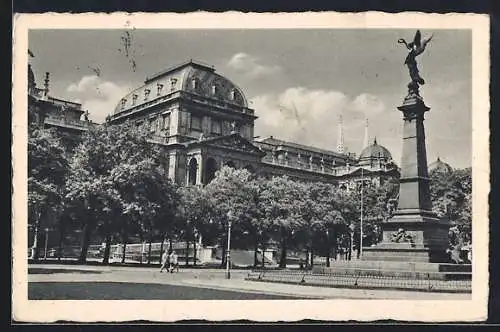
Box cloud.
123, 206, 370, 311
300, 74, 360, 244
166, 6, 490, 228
66, 75, 132, 123
227, 53, 282, 79
252, 87, 390, 155
350, 93, 385, 116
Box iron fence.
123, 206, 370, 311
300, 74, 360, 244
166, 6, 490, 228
246, 269, 471, 293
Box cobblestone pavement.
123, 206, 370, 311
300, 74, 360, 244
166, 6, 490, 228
28, 264, 471, 300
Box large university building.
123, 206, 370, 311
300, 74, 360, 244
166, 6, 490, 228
105, 60, 400, 189
30, 59, 404, 190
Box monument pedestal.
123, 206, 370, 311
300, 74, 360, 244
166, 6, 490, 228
362, 213, 450, 263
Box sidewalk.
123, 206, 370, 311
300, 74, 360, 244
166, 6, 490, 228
28, 264, 471, 300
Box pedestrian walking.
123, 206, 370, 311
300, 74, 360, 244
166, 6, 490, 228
170, 250, 179, 273
160, 250, 169, 273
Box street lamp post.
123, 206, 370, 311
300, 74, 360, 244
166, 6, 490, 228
226, 211, 233, 279
325, 228, 330, 267
44, 228, 49, 260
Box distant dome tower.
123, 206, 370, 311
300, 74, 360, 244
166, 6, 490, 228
358, 137, 392, 168
428, 157, 453, 174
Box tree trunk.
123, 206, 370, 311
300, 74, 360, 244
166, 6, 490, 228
120, 221, 128, 264
332, 228, 338, 261
279, 238, 287, 268
159, 238, 165, 264
220, 243, 226, 268
261, 246, 266, 268
357, 235, 361, 259
78, 221, 93, 264
31, 224, 40, 260
147, 236, 153, 265
253, 238, 259, 267
326, 241, 330, 268
102, 233, 112, 264
30, 211, 42, 261
348, 236, 352, 261
169, 237, 173, 252
185, 240, 190, 267
121, 234, 128, 264
159, 236, 165, 264
121, 243, 126, 263
57, 217, 66, 262
193, 233, 197, 266
310, 246, 314, 268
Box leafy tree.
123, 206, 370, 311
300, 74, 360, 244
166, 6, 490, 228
204, 166, 256, 267
243, 176, 272, 267
65, 121, 174, 263
259, 176, 304, 268
430, 167, 472, 241
110, 157, 178, 264
28, 126, 69, 260
295, 181, 345, 267
177, 184, 213, 266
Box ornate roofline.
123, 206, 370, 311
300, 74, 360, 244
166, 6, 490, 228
144, 59, 215, 84
255, 136, 353, 160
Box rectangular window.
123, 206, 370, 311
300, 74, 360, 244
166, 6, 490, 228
191, 115, 202, 131
211, 119, 222, 135
149, 118, 156, 132
222, 121, 231, 135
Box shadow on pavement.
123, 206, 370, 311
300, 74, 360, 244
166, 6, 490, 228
28, 282, 304, 300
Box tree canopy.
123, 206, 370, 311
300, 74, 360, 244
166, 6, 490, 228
28, 119, 473, 266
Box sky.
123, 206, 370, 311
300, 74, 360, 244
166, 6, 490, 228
28, 29, 472, 169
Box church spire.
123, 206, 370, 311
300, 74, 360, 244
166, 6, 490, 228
363, 117, 369, 149
337, 114, 345, 154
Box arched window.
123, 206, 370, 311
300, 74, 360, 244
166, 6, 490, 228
188, 158, 198, 185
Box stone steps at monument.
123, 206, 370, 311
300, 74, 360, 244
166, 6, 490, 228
314, 260, 471, 272
312, 261, 471, 280
312, 267, 470, 280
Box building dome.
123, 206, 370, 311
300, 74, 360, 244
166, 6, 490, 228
428, 157, 453, 174
359, 138, 392, 161
112, 59, 248, 116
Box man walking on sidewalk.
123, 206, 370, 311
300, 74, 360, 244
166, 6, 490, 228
160, 250, 169, 273
169, 250, 179, 273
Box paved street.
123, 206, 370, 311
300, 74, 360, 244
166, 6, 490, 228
27, 264, 471, 300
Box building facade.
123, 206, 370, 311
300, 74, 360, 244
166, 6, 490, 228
29, 59, 401, 190
106, 60, 400, 188
28, 64, 91, 149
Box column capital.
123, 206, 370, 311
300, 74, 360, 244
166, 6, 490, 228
397, 96, 430, 120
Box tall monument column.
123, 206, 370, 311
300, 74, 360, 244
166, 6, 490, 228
363, 30, 449, 263
396, 85, 433, 213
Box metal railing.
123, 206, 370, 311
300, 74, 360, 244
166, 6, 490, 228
246, 269, 472, 293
